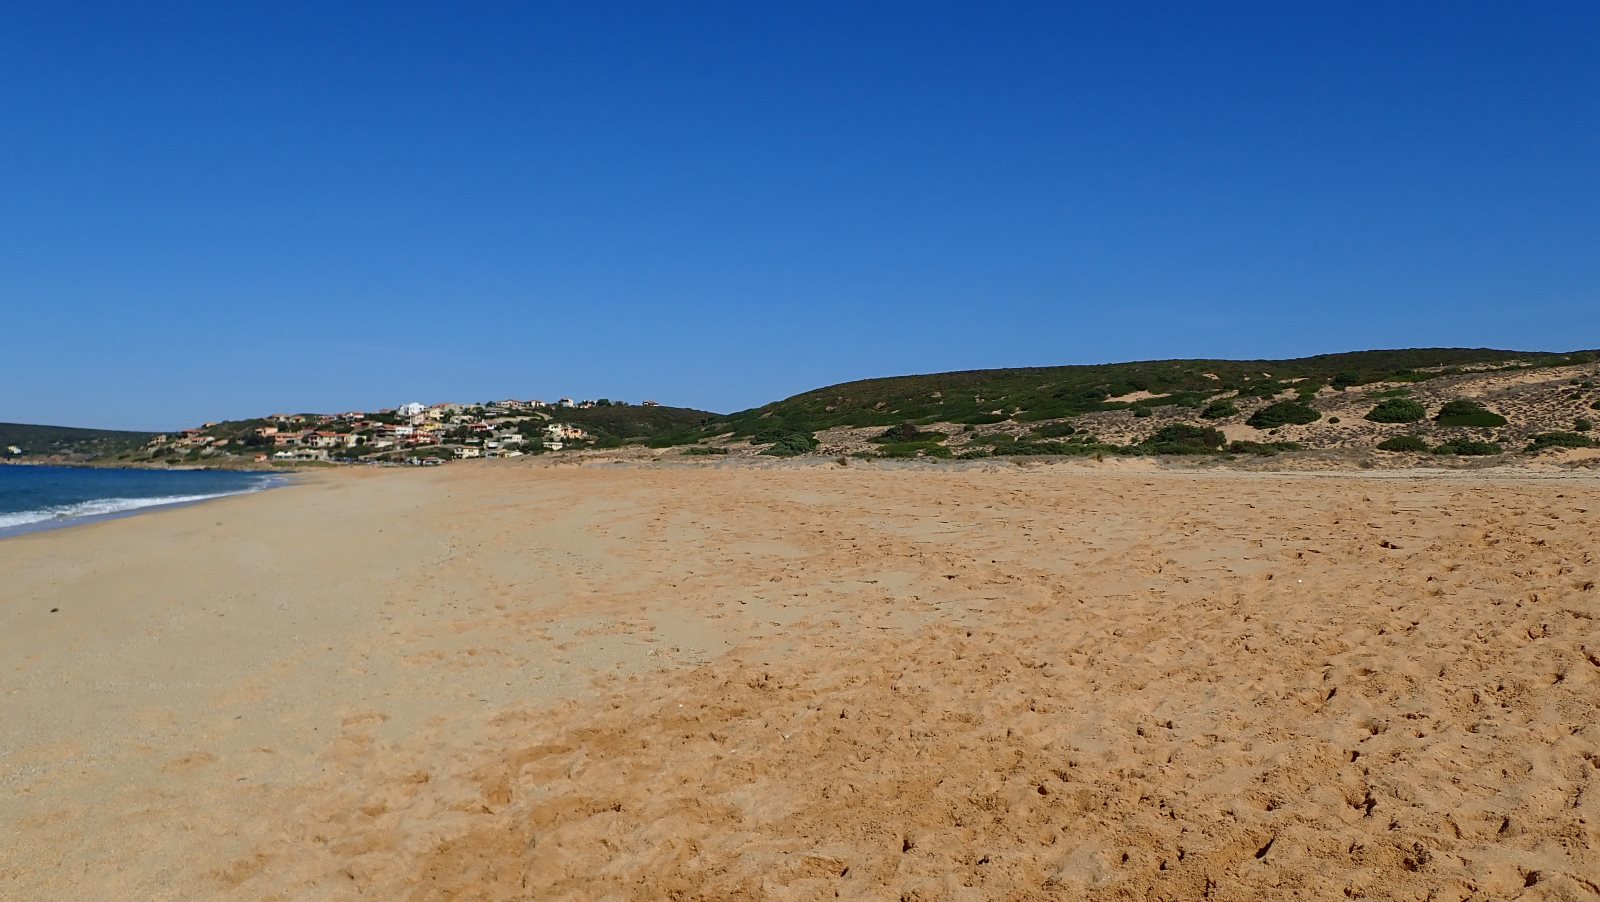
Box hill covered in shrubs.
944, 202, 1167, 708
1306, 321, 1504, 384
695, 348, 1600, 462
0, 422, 157, 461
718, 349, 1585, 436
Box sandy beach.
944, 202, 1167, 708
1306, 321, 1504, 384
3, 459, 1598, 900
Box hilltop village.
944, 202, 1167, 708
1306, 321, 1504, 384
141, 398, 653, 466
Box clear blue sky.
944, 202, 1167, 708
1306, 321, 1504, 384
4, 2, 1597, 430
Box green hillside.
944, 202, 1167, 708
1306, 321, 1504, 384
719, 348, 1597, 437
0, 422, 157, 459
555, 404, 719, 443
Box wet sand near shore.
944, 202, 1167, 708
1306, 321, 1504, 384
3, 460, 1598, 900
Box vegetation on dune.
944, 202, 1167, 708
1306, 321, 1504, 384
759, 431, 820, 457
875, 440, 953, 458
874, 422, 946, 444
718, 349, 1584, 439
998, 440, 1123, 457
960, 412, 1012, 425
962, 433, 1124, 457
1029, 421, 1078, 439
1247, 400, 1321, 430
1200, 399, 1238, 419
1141, 424, 1226, 455
1364, 398, 1426, 423
1526, 432, 1599, 452
1433, 440, 1503, 456
1226, 440, 1303, 455
1434, 400, 1508, 428
1377, 435, 1431, 453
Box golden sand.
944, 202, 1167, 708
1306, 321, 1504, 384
3, 460, 1598, 900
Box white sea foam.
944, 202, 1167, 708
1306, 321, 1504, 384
0, 488, 264, 530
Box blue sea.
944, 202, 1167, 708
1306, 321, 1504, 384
0, 466, 280, 535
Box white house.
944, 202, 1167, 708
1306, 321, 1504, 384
453, 446, 482, 459
398, 402, 426, 418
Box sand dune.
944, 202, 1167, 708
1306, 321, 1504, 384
3, 460, 1598, 900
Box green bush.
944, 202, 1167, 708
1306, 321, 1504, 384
1376, 435, 1429, 453
1433, 440, 1502, 456
960, 412, 1012, 425
1142, 424, 1226, 454
875, 422, 945, 444
681, 446, 729, 456
1576, 419, 1594, 432
970, 433, 1016, 446
876, 440, 947, 458
988, 440, 1125, 457
1200, 399, 1238, 419
761, 431, 819, 456
1029, 421, 1077, 439
1242, 381, 1288, 399
1435, 400, 1507, 428
751, 425, 800, 444
1226, 440, 1303, 456
993, 440, 1077, 456
1526, 432, 1599, 451
1247, 401, 1321, 430
1132, 407, 1153, 418
1364, 398, 1426, 423
644, 429, 707, 448
1328, 416, 1341, 424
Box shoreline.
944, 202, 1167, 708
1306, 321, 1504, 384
0, 458, 287, 472
0, 468, 295, 540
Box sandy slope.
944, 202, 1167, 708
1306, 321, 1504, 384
2, 460, 1598, 900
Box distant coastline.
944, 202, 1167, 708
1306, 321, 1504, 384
0, 465, 285, 538
0, 457, 281, 473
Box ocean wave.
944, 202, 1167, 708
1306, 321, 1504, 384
0, 488, 265, 530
